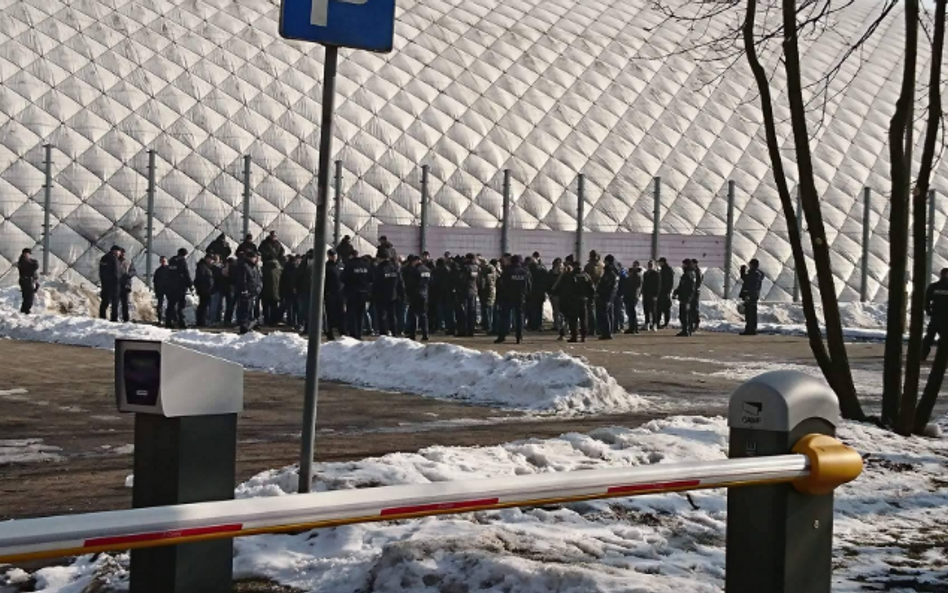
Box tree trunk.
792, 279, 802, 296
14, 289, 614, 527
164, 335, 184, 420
885, 0, 920, 427
741, 0, 838, 389
781, 0, 864, 420
907, 0, 947, 434
915, 340, 948, 433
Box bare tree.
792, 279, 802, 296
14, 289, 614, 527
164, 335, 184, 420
651, 0, 945, 430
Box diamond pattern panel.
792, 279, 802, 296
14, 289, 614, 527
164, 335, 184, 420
0, 0, 941, 301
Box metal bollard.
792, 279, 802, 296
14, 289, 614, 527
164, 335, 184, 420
726, 370, 860, 593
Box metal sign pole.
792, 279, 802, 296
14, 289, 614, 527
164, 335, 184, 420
333, 159, 343, 246
42, 144, 52, 275
724, 180, 736, 297
145, 150, 156, 288
299, 45, 339, 494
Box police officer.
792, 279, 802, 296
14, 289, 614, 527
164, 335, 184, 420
596, 255, 620, 340
658, 257, 675, 329
561, 260, 595, 343
690, 259, 703, 333
342, 250, 372, 339
923, 268, 948, 360
404, 255, 432, 341
234, 250, 263, 334
434, 258, 456, 335
495, 255, 532, 344
478, 257, 498, 333
642, 260, 660, 331
458, 253, 479, 337
236, 233, 257, 257
740, 258, 764, 336
153, 256, 171, 325
99, 245, 122, 322
16, 248, 39, 314
165, 248, 193, 329
323, 250, 345, 339
621, 260, 643, 334
673, 259, 696, 337
373, 252, 403, 336
195, 253, 216, 327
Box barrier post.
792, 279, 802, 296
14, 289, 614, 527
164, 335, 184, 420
860, 187, 871, 302
576, 173, 585, 260
651, 176, 661, 260
726, 370, 842, 593
792, 190, 802, 302
333, 160, 343, 246
927, 189, 936, 280
501, 168, 511, 256
145, 149, 156, 288
724, 180, 736, 297
242, 155, 252, 238
420, 164, 430, 254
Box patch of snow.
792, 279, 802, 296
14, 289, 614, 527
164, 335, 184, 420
0, 438, 62, 465
12, 415, 947, 592
0, 305, 642, 415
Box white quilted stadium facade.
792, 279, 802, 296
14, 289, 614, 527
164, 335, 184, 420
0, 0, 941, 300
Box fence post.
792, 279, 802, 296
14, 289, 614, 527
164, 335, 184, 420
333, 160, 343, 247
724, 180, 736, 298
727, 370, 847, 593
860, 187, 871, 302
501, 168, 511, 256
420, 164, 430, 255
42, 144, 52, 275
927, 189, 936, 280
242, 155, 251, 238
576, 173, 585, 260
651, 176, 661, 260
792, 190, 802, 303
145, 150, 156, 288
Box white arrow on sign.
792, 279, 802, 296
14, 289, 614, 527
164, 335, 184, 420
311, 0, 368, 27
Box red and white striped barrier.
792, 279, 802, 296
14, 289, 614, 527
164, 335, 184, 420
0, 454, 808, 563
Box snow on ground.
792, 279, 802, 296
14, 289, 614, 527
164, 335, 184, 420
0, 304, 641, 415
0, 438, 61, 465
0, 279, 158, 323
6, 415, 946, 592
698, 300, 890, 340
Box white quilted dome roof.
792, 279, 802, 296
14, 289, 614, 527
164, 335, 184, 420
0, 0, 938, 300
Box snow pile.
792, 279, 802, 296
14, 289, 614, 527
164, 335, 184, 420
0, 438, 62, 465
12, 415, 947, 592
0, 305, 641, 415
0, 278, 159, 323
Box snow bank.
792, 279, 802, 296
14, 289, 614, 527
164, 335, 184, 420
0, 279, 159, 323
0, 305, 641, 415
698, 300, 891, 340
13, 415, 947, 592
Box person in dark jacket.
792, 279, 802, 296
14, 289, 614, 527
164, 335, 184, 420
296, 250, 314, 332
642, 260, 660, 331
209, 255, 226, 325
98, 245, 123, 322
280, 255, 300, 330
690, 259, 703, 334
194, 254, 215, 327
923, 268, 948, 360
404, 255, 432, 341
165, 248, 193, 329
207, 234, 232, 261
236, 233, 257, 257
495, 255, 532, 344
658, 257, 675, 329
673, 259, 697, 337
16, 248, 39, 314
377, 235, 397, 262
596, 256, 620, 339
527, 254, 547, 331
223, 257, 237, 326
373, 253, 404, 336
118, 249, 136, 323
336, 235, 356, 261
153, 256, 171, 325
434, 259, 456, 335
478, 258, 499, 333
621, 261, 643, 334
261, 256, 283, 325
561, 261, 595, 342
457, 253, 479, 337
234, 251, 263, 334
342, 250, 372, 339
740, 259, 764, 336
259, 231, 286, 265
323, 250, 345, 339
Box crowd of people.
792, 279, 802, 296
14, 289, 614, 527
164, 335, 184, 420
79, 231, 769, 340
10, 235, 948, 356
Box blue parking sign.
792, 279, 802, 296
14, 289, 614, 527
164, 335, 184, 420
280, 0, 396, 53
